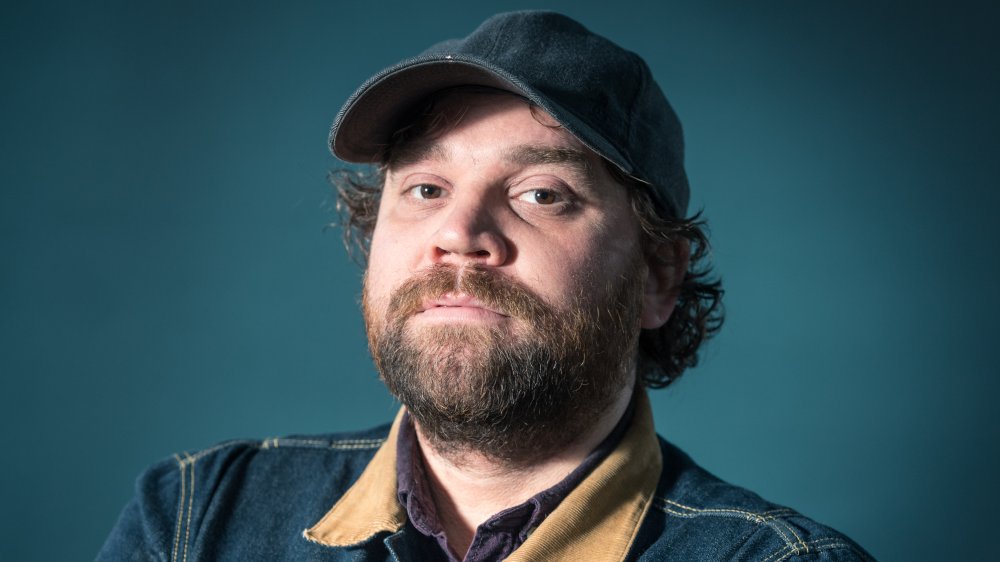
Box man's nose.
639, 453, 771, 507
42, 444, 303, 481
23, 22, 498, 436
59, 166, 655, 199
428, 194, 509, 267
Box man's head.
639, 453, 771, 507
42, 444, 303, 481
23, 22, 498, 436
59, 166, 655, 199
359, 89, 655, 462
330, 12, 723, 461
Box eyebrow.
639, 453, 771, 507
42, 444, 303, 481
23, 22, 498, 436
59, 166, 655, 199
502, 145, 592, 177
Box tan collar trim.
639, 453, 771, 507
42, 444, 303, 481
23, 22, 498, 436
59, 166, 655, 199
302, 408, 407, 547
303, 393, 663, 562
505, 391, 662, 562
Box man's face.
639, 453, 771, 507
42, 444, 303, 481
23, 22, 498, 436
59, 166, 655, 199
362, 90, 651, 461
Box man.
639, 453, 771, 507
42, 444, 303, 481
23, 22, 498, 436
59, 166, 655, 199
99, 11, 872, 561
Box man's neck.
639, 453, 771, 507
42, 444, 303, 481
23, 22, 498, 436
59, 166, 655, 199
412, 386, 635, 559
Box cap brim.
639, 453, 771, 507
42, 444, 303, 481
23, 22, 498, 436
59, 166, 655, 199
329, 57, 632, 175
331, 59, 521, 162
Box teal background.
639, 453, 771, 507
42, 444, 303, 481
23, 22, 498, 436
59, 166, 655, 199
2, 1, 997, 560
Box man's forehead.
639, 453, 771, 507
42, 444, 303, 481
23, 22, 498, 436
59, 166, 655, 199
389, 141, 594, 176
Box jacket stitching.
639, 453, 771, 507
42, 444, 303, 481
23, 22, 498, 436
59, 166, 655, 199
169, 453, 200, 562
771, 518, 807, 554
166, 435, 387, 559
763, 537, 867, 562
178, 442, 240, 465
182, 455, 195, 562
178, 437, 387, 464
658, 498, 795, 523
328, 442, 385, 450
760, 508, 798, 516
171, 454, 186, 562
656, 498, 802, 550
262, 437, 385, 449
659, 506, 798, 550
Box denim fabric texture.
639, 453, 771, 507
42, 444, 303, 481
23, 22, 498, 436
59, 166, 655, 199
97, 420, 873, 561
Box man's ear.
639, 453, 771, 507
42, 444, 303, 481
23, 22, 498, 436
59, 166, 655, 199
641, 239, 689, 329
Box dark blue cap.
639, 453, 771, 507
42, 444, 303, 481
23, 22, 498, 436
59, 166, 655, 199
330, 10, 690, 218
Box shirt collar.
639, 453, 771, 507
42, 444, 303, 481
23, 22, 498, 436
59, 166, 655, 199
303, 391, 662, 562
395, 399, 636, 561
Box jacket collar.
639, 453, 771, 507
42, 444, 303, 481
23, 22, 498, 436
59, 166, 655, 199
303, 391, 662, 562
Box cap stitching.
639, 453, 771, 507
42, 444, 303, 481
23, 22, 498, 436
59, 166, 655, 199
482, 16, 510, 60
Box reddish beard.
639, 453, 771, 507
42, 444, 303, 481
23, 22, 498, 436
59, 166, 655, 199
363, 262, 644, 465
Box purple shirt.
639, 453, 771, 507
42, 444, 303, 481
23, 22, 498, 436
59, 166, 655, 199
396, 401, 635, 562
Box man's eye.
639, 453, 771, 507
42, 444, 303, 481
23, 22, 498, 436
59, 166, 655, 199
409, 184, 443, 200
518, 189, 561, 205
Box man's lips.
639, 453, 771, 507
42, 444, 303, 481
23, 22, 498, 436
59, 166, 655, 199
415, 293, 509, 321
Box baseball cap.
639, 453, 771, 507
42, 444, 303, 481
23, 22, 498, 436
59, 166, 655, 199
329, 10, 690, 218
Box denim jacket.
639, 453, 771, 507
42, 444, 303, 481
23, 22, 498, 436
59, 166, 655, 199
98, 394, 873, 561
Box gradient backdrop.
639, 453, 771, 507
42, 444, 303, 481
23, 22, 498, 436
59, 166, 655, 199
2, 1, 998, 560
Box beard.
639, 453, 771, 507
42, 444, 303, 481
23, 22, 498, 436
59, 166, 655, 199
363, 260, 644, 465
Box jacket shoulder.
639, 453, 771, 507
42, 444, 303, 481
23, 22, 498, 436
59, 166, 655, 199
97, 423, 392, 561
630, 438, 875, 561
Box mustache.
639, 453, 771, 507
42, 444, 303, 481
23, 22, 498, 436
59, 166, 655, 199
386, 264, 550, 326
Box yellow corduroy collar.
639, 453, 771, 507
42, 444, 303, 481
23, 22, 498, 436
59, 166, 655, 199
303, 392, 663, 562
